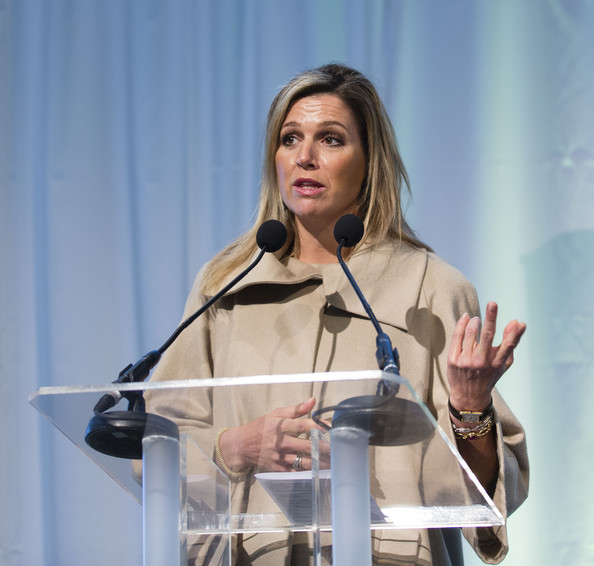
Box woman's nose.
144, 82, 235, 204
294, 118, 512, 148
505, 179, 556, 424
296, 141, 318, 169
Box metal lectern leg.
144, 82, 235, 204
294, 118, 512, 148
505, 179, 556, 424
330, 426, 372, 566
143, 433, 182, 566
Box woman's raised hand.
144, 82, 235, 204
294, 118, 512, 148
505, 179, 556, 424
447, 301, 526, 412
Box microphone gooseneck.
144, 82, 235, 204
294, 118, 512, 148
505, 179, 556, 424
312, 214, 434, 447
333, 214, 400, 382
312, 214, 433, 454
94, 219, 289, 415
150, 219, 287, 364
86, 220, 288, 458
329, 216, 436, 566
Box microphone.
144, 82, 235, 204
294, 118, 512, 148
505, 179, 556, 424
328, 216, 433, 564
333, 214, 364, 247
333, 214, 400, 395
91, 219, 288, 415
312, 214, 434, 447
86, 219, 288, 458
256, 219, 288, 252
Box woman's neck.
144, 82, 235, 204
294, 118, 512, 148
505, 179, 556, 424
294, 221, 339, 264
297, 245, 338, 264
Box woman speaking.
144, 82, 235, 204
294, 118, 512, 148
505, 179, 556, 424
147, 63, 528, 565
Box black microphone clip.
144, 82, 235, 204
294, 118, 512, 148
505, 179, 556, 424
375, 333, 401, 396
92, 350, 162, 415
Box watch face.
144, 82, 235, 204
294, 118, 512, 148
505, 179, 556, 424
460, 411, 482, 423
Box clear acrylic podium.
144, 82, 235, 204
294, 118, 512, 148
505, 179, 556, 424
30, 369, 504, 565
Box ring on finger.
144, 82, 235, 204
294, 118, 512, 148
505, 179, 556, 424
292, 454, 303, 471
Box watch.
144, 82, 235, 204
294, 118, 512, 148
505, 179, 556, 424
448, 398, 493, 423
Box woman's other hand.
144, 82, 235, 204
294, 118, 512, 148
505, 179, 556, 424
218, 397, 330, 473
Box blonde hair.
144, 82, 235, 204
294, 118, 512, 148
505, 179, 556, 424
200, 63, 429, 295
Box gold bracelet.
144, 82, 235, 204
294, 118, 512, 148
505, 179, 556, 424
214, 427, 251, 480
451, 414, 494, 440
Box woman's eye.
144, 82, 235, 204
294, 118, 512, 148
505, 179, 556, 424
323, 134, 343, 146
281, 133, 297, 146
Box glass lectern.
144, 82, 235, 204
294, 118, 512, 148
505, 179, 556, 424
30, 369, 503, 565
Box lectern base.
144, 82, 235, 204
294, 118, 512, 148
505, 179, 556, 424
85, 410, 179, 459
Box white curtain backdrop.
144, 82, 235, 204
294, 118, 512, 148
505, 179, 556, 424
2, 1, 593, 564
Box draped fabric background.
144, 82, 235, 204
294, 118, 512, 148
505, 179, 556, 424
1, 1, 593, 564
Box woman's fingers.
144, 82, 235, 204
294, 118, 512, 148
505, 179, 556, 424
222, 397, 329, 472
247, 397, 328, 471
268, 398, 325, 439
493, 319, 526, 370
283, 450, 332, 472
448, 302, 527, 409
462, 316, 481, 354
272, 396, 316, 419
475, 302, 497, 357
449, 312, 470, 357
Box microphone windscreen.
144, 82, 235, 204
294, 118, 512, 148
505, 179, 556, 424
256, 220, 288, 252
334, 214, 364, 247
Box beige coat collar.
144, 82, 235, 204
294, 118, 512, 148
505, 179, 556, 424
218, 241, 429, 332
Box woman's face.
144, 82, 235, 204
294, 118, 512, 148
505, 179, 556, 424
275, 94, 366, 230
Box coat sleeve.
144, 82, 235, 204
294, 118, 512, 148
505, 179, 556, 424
423, 254, 529, 564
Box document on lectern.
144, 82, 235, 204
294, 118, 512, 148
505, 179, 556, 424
255, 470, 386, 525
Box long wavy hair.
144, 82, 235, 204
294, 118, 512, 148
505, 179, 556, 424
200, 63, 429, 295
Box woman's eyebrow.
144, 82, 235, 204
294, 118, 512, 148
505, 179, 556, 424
280, 120, 348, 130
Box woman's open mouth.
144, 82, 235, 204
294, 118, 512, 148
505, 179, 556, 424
294, 178, 325, 196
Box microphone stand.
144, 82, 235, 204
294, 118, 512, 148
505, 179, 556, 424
83, 250, 271, 566
85, 231, 286, 460
336, 238, 401, 393
85, 239, 279, 459
83, 220, 286, 566
327, 230, 433, 566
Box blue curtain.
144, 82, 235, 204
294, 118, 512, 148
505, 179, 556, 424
2, 1, 593, 564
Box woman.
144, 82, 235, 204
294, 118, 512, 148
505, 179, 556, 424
148, 64, 528, 565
